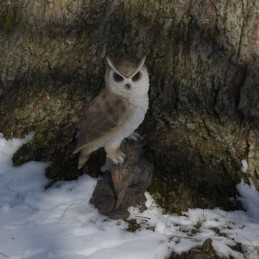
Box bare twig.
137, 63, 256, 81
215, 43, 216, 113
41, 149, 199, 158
61, 204, 74, 219
135, 215, 151, 220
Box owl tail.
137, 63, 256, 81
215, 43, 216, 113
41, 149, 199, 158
78, 148, 91, 169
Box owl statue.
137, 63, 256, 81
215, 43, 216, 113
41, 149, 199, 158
73, 55, 149, 169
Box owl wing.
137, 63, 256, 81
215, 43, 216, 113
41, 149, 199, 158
73, 88, 128, 154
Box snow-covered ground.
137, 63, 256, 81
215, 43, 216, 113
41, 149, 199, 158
0, 134, 258, 259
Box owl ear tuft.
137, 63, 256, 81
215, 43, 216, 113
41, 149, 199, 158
139, 56, 146, 69
106, 56, 123, 76
106, 56, 113, 67
133, 56, 146, 76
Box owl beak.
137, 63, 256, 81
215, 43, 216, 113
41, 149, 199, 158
125, 83, 131, 89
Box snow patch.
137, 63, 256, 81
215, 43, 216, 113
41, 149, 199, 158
236, 179, 259, 220
0, 134, 259, 259
241, 159, 248, 173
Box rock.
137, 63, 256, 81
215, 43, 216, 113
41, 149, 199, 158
90, 139, 154, 220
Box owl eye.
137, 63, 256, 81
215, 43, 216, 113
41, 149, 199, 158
132, 72, 141, 81
113, 73, 124, 82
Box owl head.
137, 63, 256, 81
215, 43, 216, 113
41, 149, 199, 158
105, 55, 149, 99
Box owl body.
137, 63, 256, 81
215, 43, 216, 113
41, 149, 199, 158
74, 55, 149, 169
104, 100, 148, 150
104, 63, 149, 150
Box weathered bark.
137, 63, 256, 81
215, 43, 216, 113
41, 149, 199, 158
0, 0, 258, 212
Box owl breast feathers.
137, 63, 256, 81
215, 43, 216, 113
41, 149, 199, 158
74, 55, 149, 169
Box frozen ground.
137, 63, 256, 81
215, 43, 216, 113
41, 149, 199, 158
0, 134, 258, 259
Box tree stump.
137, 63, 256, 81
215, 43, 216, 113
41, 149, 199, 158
90, 139, 154, 220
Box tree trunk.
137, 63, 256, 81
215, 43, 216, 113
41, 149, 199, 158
0, 0, 258, 212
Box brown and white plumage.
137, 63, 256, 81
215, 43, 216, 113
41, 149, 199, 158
74, 55, 149, 169
73, 88, 129, 168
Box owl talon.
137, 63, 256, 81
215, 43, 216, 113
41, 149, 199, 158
112, 150, 126, 164
127, 132, 143, 142
106, 147, 126, 164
